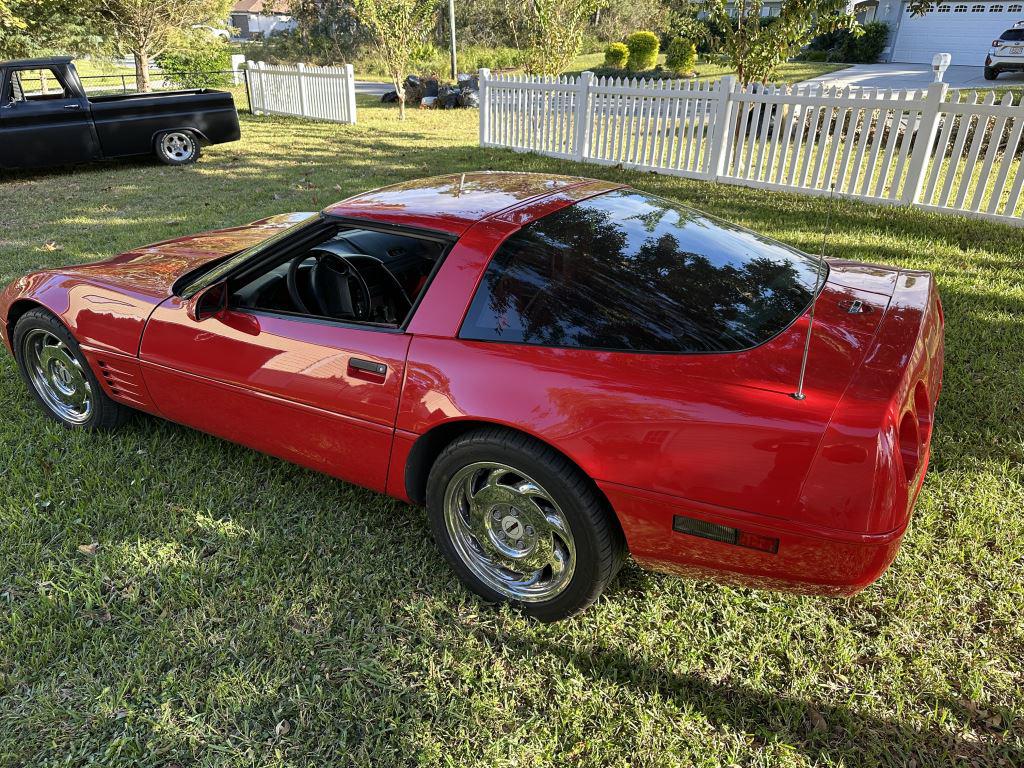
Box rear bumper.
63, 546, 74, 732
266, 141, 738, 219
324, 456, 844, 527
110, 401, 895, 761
987, 54, 1024, 70
601, 481, 908, 596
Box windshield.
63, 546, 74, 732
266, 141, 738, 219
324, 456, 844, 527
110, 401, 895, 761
460, 190, 826, 354
175, 213, 319, 297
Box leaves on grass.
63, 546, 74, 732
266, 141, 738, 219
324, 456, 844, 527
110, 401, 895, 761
77, 543, 99, 556
806, 707, 828, 735
275, 719, 291, 738
41, 240, 60, 252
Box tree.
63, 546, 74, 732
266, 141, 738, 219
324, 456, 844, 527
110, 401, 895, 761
95, 0, 231, 92
353, 0, 437, 119
702, 0, 858, 85
593, 0, 670, 42
502, 0, 607, 77
0, 1, 103, 60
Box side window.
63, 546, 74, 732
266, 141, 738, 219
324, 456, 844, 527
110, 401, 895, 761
9, 68, 72, 103
460, 191, 822, 354
231, 225, 446, 327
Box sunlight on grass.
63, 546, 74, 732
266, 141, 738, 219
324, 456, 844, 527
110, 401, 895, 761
0, 94, 1021, 767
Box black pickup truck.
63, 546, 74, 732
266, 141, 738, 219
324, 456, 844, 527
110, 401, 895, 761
0, 57, 240, 170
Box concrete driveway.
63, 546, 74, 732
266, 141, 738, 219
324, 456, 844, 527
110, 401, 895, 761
803, 63, 1024, 90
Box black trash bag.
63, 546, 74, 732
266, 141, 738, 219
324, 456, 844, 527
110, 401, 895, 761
381, 90, 399, 103
457, 89, 480, 108
457, 73, 478, 91
403, 74, 424, 103
437, 85, 460, 109
423, 78, 440, 97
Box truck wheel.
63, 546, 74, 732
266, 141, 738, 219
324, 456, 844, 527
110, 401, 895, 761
426, 428, 626, 622
13, 308, 130, 430
984, 66, 998, 81
155, 130, 201, 165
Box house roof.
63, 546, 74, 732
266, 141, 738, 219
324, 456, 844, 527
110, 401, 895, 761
231, 0, 291, 14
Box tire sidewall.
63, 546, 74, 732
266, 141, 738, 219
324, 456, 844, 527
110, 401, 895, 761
13, 310, 109, 429
426, 437, 607, 621
156, 130, 200, 165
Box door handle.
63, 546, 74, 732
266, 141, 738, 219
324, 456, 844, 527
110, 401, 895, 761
63, 103, 82, 110
348, 357, 387, 379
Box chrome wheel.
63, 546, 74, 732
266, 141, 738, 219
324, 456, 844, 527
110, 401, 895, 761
443, 461, 576, 602
160, 131, 195, 162
22, 329, 93, 424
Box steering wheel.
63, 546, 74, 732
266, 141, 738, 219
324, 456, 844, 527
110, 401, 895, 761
286, 251, 372, 320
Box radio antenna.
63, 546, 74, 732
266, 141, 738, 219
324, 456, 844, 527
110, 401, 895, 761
792, 185, 834, 401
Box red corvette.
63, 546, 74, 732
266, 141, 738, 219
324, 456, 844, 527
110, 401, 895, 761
1, 173, 943, 620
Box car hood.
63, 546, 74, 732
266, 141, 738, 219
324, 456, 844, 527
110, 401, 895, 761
58, 212, 314, 300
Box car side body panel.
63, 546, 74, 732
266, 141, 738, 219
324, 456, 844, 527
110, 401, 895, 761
0, 173, 944, 598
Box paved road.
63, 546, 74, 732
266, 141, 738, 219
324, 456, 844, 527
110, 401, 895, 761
354, 80, 392, 96
803, 63, 1024, 90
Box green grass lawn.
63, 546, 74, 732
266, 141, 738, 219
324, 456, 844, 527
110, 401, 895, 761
0, 97, 1022, 767
564, 52, 848, 85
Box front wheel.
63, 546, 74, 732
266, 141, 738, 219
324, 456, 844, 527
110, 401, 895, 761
426, 428, 625, 622
13, 308, 130, 430
984, 66, 998, 81
155, 130, 201, 165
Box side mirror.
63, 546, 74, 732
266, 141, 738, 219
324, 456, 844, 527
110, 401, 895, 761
185, 282, 228, 322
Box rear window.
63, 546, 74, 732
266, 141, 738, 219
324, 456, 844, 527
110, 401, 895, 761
460, 190, 824, 354
1000, 29, 1024, 41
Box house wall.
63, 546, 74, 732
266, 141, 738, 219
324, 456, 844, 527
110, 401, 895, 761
230, 12, 297, 39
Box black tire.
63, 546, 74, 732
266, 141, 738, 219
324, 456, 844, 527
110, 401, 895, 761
13, 308, 131, 431
426, 427, 626, 622
984, 66, 998, 81
154, 130, 201, 165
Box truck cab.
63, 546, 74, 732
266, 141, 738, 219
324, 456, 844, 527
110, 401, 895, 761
0, 56, 240, 170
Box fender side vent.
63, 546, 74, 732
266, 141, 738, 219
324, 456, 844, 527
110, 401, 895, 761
672, 515, 779, 554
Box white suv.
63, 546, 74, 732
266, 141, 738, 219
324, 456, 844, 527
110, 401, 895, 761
985, 21, 1024, 80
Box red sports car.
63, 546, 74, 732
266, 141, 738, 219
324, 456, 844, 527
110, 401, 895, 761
1, 173, 944, 620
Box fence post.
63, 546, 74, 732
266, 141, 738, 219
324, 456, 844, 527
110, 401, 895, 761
902, 81, 948, 205
573, 71, 595, 162
230, 54, 246, 85
709, 75, 737, 180
296, 62, 308, 117
478, 68, 491, 147
344, 63, 357, 124
250, 61, 265, 114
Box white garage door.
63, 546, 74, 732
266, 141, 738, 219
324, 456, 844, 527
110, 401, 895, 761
891, 2, 1024, 64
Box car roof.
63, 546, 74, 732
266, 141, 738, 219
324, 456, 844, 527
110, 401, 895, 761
322, 172, 622, 236
0, 56, 74, 69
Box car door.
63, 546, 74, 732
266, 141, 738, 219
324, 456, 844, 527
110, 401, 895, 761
0, 66, 100, 169
139, 300, 411, 493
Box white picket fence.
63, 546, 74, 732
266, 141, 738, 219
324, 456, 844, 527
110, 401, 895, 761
246, 61, 357, 124
478, 68, 1024, 227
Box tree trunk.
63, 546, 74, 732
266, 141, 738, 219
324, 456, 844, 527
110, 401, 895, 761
395, 77, 406, 120
134, 51, 151, 93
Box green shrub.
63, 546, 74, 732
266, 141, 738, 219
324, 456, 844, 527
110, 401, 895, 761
664, 38, 696, 75
604, 42, 629, 69
409, 42, 443, 74
625, 30, 659, 71
807, 21, 889, 64
839, 22, 889, 64
800, 49, 828, 62
160, 32, 232, 89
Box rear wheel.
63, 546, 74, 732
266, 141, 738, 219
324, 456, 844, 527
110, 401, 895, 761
984, 66, 999, 81
155, 130, 201, 165
426, 428, 625, 622
13, 308, 130, 430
